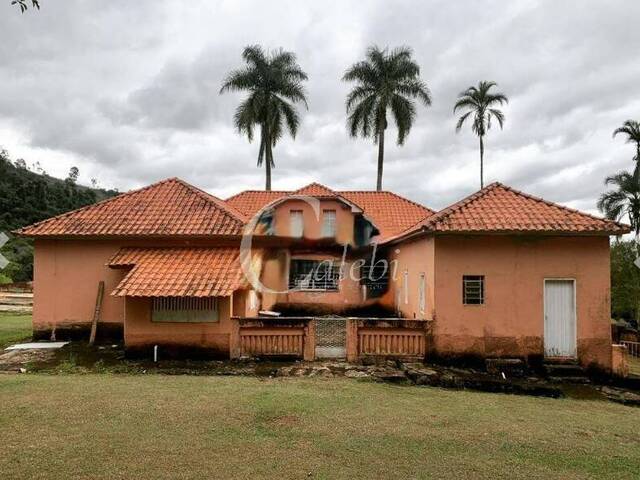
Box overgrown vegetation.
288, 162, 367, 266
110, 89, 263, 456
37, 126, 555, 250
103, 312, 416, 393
0, 150, 117, 281
611, 240, 640, 327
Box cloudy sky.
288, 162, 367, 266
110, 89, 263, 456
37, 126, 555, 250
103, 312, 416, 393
1, 0, 639, 213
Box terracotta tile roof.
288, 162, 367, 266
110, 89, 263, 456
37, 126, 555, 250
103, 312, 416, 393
17, 178, 247, 237
292, 182, 336, 196
225, 190, 287, 218
108, 247, 244, 297
386, 182, 629, 241
226, 183, 435, 241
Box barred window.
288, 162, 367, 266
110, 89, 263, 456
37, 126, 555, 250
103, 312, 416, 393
463, 276, 484, 305
289, 259, 340, 291
321, 210, 336, 237
152, 297, 219, 322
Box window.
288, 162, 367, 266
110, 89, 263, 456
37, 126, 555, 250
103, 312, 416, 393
289, 259, 340, 291
463, 275, 484, 305
248, 290, 258, 310
418, 273, 426, 314
403, 270, 409, 304
321, 210, 337, 237
152, 297, 218, 322
290, 210, 304, 238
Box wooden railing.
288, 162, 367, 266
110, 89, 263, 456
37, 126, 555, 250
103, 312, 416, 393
240, 328, 305, 357
358, 328, 426, 357
621, 341, 640, 358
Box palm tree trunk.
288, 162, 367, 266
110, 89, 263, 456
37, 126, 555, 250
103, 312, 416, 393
376, 128, 385, 191
263, 123, 272, 191
479, 135, 485, 189
265, 143, 272, 191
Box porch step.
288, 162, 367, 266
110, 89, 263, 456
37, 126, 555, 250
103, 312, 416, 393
485, 358, 527, 377
544, 361, 590, 384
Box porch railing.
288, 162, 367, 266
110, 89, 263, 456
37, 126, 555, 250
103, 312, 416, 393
620, 341, 640, 358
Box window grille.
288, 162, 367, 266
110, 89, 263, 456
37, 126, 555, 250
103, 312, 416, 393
463, 275, 485, 305
321, 210, 337, 237
360, 263, 390, 297
290, 210, 304, 238
151, 297, 219, 322
289, 259, 340, 291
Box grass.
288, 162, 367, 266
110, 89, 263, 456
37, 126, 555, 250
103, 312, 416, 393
0, 312, 32, 348
0, 375, 639, 479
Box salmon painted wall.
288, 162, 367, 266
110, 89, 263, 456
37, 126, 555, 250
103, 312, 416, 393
32, 239, 126, 338
383, 237, 435, 320
32, 237, 242, 339
124, 296, 232, 357
432, 235, 612, 370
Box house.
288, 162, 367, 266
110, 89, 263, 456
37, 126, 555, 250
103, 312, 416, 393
16, 178, 629, 372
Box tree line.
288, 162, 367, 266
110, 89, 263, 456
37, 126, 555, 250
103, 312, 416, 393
0, 151, 117, 282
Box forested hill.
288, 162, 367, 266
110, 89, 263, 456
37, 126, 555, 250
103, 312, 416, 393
0, 151, 119, 282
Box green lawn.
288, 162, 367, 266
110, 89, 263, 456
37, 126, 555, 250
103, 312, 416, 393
0, 375, 638, 479
0, 312, 32, 348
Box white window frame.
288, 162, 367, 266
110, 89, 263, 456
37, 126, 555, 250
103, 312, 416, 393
418, 272, 426, 315
463, 275, 485, 305
403, 270, 409, 305
321, 209, 337, 237
290, 210, 304, 238
248, 290, 258, 311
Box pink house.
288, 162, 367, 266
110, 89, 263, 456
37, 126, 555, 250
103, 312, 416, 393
17, 178, 628, 372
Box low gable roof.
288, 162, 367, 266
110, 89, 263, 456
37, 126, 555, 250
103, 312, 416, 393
16, 178, 247, 237
226, 182, 435, 241
385, 182, 629, 242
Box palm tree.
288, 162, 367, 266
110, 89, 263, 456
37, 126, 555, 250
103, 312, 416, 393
598, 171, 640, 248
343, 46, 432, 191
454, 81, 508, 189
613, 120, 640, 177
220, 45, 308, 191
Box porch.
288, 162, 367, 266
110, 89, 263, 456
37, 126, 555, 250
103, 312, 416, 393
230, 316, 433, 362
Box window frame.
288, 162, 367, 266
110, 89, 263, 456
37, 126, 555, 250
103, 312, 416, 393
321, 209, 337, 238
403, 270, 409, 305
288, 258, 340, 292
418, 272, 426, 314
462, 275, 485, 305
289, 210, 304, 238
151, 297, 219, 323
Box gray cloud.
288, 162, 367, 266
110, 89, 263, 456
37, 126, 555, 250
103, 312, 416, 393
0, 0, 639, 216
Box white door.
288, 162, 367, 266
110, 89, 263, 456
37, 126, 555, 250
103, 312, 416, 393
544, 279, 576, 358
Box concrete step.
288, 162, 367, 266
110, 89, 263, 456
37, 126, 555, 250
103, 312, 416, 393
548, 376, 591, 384
544, 363, 585, 376
544, 361, 589, 383
485, 358, 527, 377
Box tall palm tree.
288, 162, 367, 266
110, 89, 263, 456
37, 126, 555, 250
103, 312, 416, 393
598, 171, 640, 249
613, 120, 640, 177
343, 46, 432, 191
454, 81, 508, 189
220, 45, 308, 191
